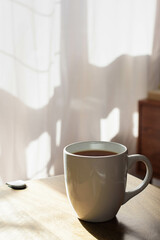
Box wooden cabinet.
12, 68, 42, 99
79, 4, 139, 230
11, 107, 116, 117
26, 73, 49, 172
138, 99, 160, 179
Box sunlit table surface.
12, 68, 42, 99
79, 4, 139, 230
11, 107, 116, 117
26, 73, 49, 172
0, 174, 160, 240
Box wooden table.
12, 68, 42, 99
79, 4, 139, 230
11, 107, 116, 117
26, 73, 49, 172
0, 175, 160, 240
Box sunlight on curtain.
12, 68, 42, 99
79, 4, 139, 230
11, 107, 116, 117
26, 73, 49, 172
87, 0, 157, 67
100, 108, 120, 141
0, 0, 61, 108
132, 112, 138, 138
26, 132, 51, 179
0, 0, 61, 182
56, 119, 62, 147
87, 0, 158, 154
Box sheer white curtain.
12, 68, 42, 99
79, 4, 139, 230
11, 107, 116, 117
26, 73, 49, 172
0, 0, 159, 183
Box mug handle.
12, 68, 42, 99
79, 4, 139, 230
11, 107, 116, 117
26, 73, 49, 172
123, 154, 153, 204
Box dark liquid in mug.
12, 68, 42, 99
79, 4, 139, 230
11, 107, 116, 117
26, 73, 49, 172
74, 150, 117, 157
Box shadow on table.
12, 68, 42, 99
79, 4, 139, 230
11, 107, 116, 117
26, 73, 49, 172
79, 217, 127, 240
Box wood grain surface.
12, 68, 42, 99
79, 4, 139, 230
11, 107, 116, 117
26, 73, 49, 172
0, 175, 160, 240
138, 99, 160, 179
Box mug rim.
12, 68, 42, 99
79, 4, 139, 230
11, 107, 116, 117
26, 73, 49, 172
64, 141, 128, 158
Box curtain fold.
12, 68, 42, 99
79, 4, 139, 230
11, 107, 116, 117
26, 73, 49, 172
0, 0, 159, 183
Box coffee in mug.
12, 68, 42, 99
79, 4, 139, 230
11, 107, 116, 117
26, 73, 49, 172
73, 150, 117, 156
63, 141, 152, 222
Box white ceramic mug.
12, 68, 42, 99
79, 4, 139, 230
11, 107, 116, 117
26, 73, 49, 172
63, 141, 152, 222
